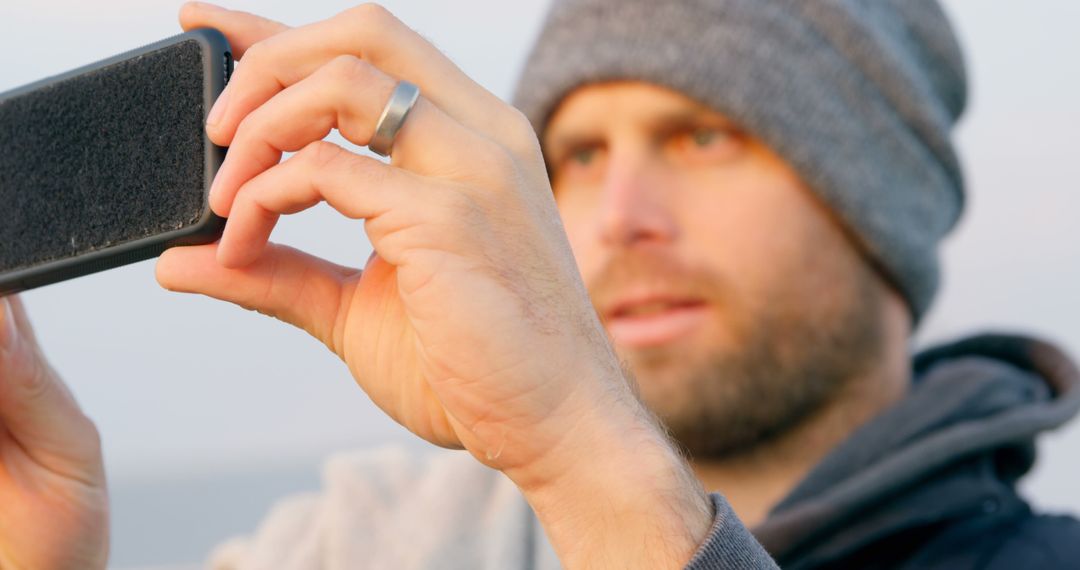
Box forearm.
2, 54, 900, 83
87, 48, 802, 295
506, 385, 774, 569
519, 405, 709, 567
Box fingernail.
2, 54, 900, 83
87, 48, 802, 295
209, 172, 221, 204
0, 297, 17, 354
207, 87, 230, 128
216, 235, 236, 267
209, 155, 229, 208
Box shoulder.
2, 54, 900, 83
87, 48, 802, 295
980, 512, 1080, 569
919, 509, 1080, 569
903, 503, 1080, 570
209, 445, 538, 570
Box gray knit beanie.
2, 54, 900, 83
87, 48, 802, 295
513, 0, 968, 324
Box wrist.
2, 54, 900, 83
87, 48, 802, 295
506, 376, 713, 569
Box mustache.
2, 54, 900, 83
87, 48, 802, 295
586, 250, 730, 313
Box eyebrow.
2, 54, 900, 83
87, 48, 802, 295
544, 132, 604, 162
544, 107, 738, 158
645, 109, 738, 137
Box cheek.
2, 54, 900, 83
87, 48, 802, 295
678, 166, 827, 304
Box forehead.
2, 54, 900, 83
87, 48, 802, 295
543, 81, 731, 143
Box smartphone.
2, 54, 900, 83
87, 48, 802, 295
0, 29, 232, 295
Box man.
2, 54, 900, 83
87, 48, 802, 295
0, 0, 1077, 569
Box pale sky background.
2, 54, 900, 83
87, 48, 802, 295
0, 1, 1078, 567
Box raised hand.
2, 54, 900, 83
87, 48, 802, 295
0, 296, 108, 570
159, 4, 712, 567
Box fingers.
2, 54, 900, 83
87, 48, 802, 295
156, 242, 360, 351
189, 2, 520, 149
1, 295, 38, 349
209, 54, 473, 217
217, 140, 434, 268
0, 297, 102, 482
179, 2, 290, 58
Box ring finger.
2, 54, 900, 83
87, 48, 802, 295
183, 3, 519, 150
210, 54, 481, 217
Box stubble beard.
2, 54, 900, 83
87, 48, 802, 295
594, 254, 886, 462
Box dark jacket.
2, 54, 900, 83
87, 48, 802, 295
750, 334, 1080, 568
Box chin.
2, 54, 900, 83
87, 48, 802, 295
620, 342, 711, 400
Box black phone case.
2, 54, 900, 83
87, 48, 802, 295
0, 29, 232, 295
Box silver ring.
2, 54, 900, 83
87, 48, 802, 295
369, 80, 421, 158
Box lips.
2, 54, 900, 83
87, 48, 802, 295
603, 295, 709, 348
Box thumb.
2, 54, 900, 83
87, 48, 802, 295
156, 242, 363, 354
0, 296, 102, 482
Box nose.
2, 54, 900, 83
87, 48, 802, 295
597, 150, 680, 248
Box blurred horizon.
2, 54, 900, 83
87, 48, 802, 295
1, 0, 1078, 567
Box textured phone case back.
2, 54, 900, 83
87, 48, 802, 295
0, 30, 229, 293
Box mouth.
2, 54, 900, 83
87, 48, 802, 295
604, 295, 710, 348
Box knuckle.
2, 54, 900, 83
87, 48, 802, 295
257, 251, 287, 311
241, 40, 270, 66
231, 122, 260, 151
343, 3, 402, 55
18, 351, 53, 403
232, 106, 269, 146
344, 155, 387, 188
302, 142, 388, 207
347, 3, 396, 28
324, 54, 373, 84
503, 108, 544, 159
505, 107, 536, 138
303, 140, 347, 170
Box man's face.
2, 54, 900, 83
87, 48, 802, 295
544, 82, 888, 459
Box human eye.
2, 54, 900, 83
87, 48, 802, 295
667, 124, 744, 165
570, 147, 598, 166
692, 127, 721, 148
553, 144, 607, 185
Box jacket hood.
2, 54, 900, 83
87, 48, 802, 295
753, 334, 1080, 567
